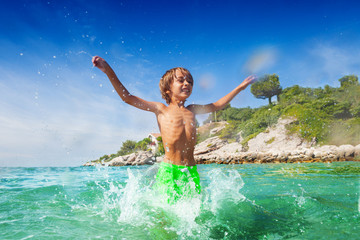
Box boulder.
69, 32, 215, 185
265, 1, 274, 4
354, 144, 360, 157
194, 136, 227, 155
109, 156, 127, 166
338, 145, 355, 158
107, 151, 156, 166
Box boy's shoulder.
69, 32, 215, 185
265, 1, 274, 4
186, 104, 197, 112
151, 101, 168, 113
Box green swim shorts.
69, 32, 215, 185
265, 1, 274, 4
155, 162, 201, 203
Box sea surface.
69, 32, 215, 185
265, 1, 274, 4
1, 162, 359, 240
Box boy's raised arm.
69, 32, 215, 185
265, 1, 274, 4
188, 75, 256, 115
92, 56, 163, 113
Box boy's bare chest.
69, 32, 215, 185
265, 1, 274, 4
157, 108, 196, 138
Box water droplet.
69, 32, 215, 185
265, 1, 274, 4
20, 53, 24, 56
166, 146, 169, 152
99, 84, 103, 87
53, 55, 56, 59
147, 108, 150, 111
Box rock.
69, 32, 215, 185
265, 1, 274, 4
355, 144, 360, 157
338, 145, 355, 158
247, 118, 311, 153
313, 150, 322, 158
155, 156, 164, 163
83, 161, 96, 166
131, 151, 154, 165
304, 149, 314, 158
106, 151, 156, 166
109, 156, 127, 166
194, 136, 227, 155
209, 124, 227, 135
278, 151, 287, 160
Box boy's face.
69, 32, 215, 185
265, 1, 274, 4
168, 69, 193, 102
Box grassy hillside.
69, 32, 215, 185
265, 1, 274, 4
202, 81, 360, 146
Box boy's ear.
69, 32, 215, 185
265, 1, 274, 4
166, 90, 171, 94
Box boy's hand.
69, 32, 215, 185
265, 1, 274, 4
242, 75, 257, 87
92, 56, 110, 74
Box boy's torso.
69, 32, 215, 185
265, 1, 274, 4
156, 104, 197, 166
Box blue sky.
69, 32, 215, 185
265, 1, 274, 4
1, 0, 360, 167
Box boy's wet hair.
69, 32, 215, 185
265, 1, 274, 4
159, 67, 193, 104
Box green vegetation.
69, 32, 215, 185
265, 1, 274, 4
202, 74, 360, 146
250, 74, 282, 105
339, 75, 358, 88
91, 137, 153, 163
266, 137, 275, 144
156, 136, 165, 156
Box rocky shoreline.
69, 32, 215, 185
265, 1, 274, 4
195, 144, 360, 165
83, 118, 360, 167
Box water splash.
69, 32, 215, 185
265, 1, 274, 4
75, 166, 252, 238
205, 168, 246, 213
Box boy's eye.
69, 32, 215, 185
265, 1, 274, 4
177, 77, 193, 85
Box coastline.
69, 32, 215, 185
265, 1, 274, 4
83, 140, 360, 166
83, 118, 360, 167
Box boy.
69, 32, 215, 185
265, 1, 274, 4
92, 56, 256, 203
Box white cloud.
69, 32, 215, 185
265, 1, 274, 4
283, 42, 360, 88
0, 65, 158, 167
310, 43, 360, 84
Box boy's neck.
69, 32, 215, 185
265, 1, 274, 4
169, 100, 186, 108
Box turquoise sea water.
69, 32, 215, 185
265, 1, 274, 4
1, 162, 359, 239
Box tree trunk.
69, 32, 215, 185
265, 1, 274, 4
268, 96, 272, 105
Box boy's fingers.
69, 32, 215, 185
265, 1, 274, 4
92, 56, 100, 67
